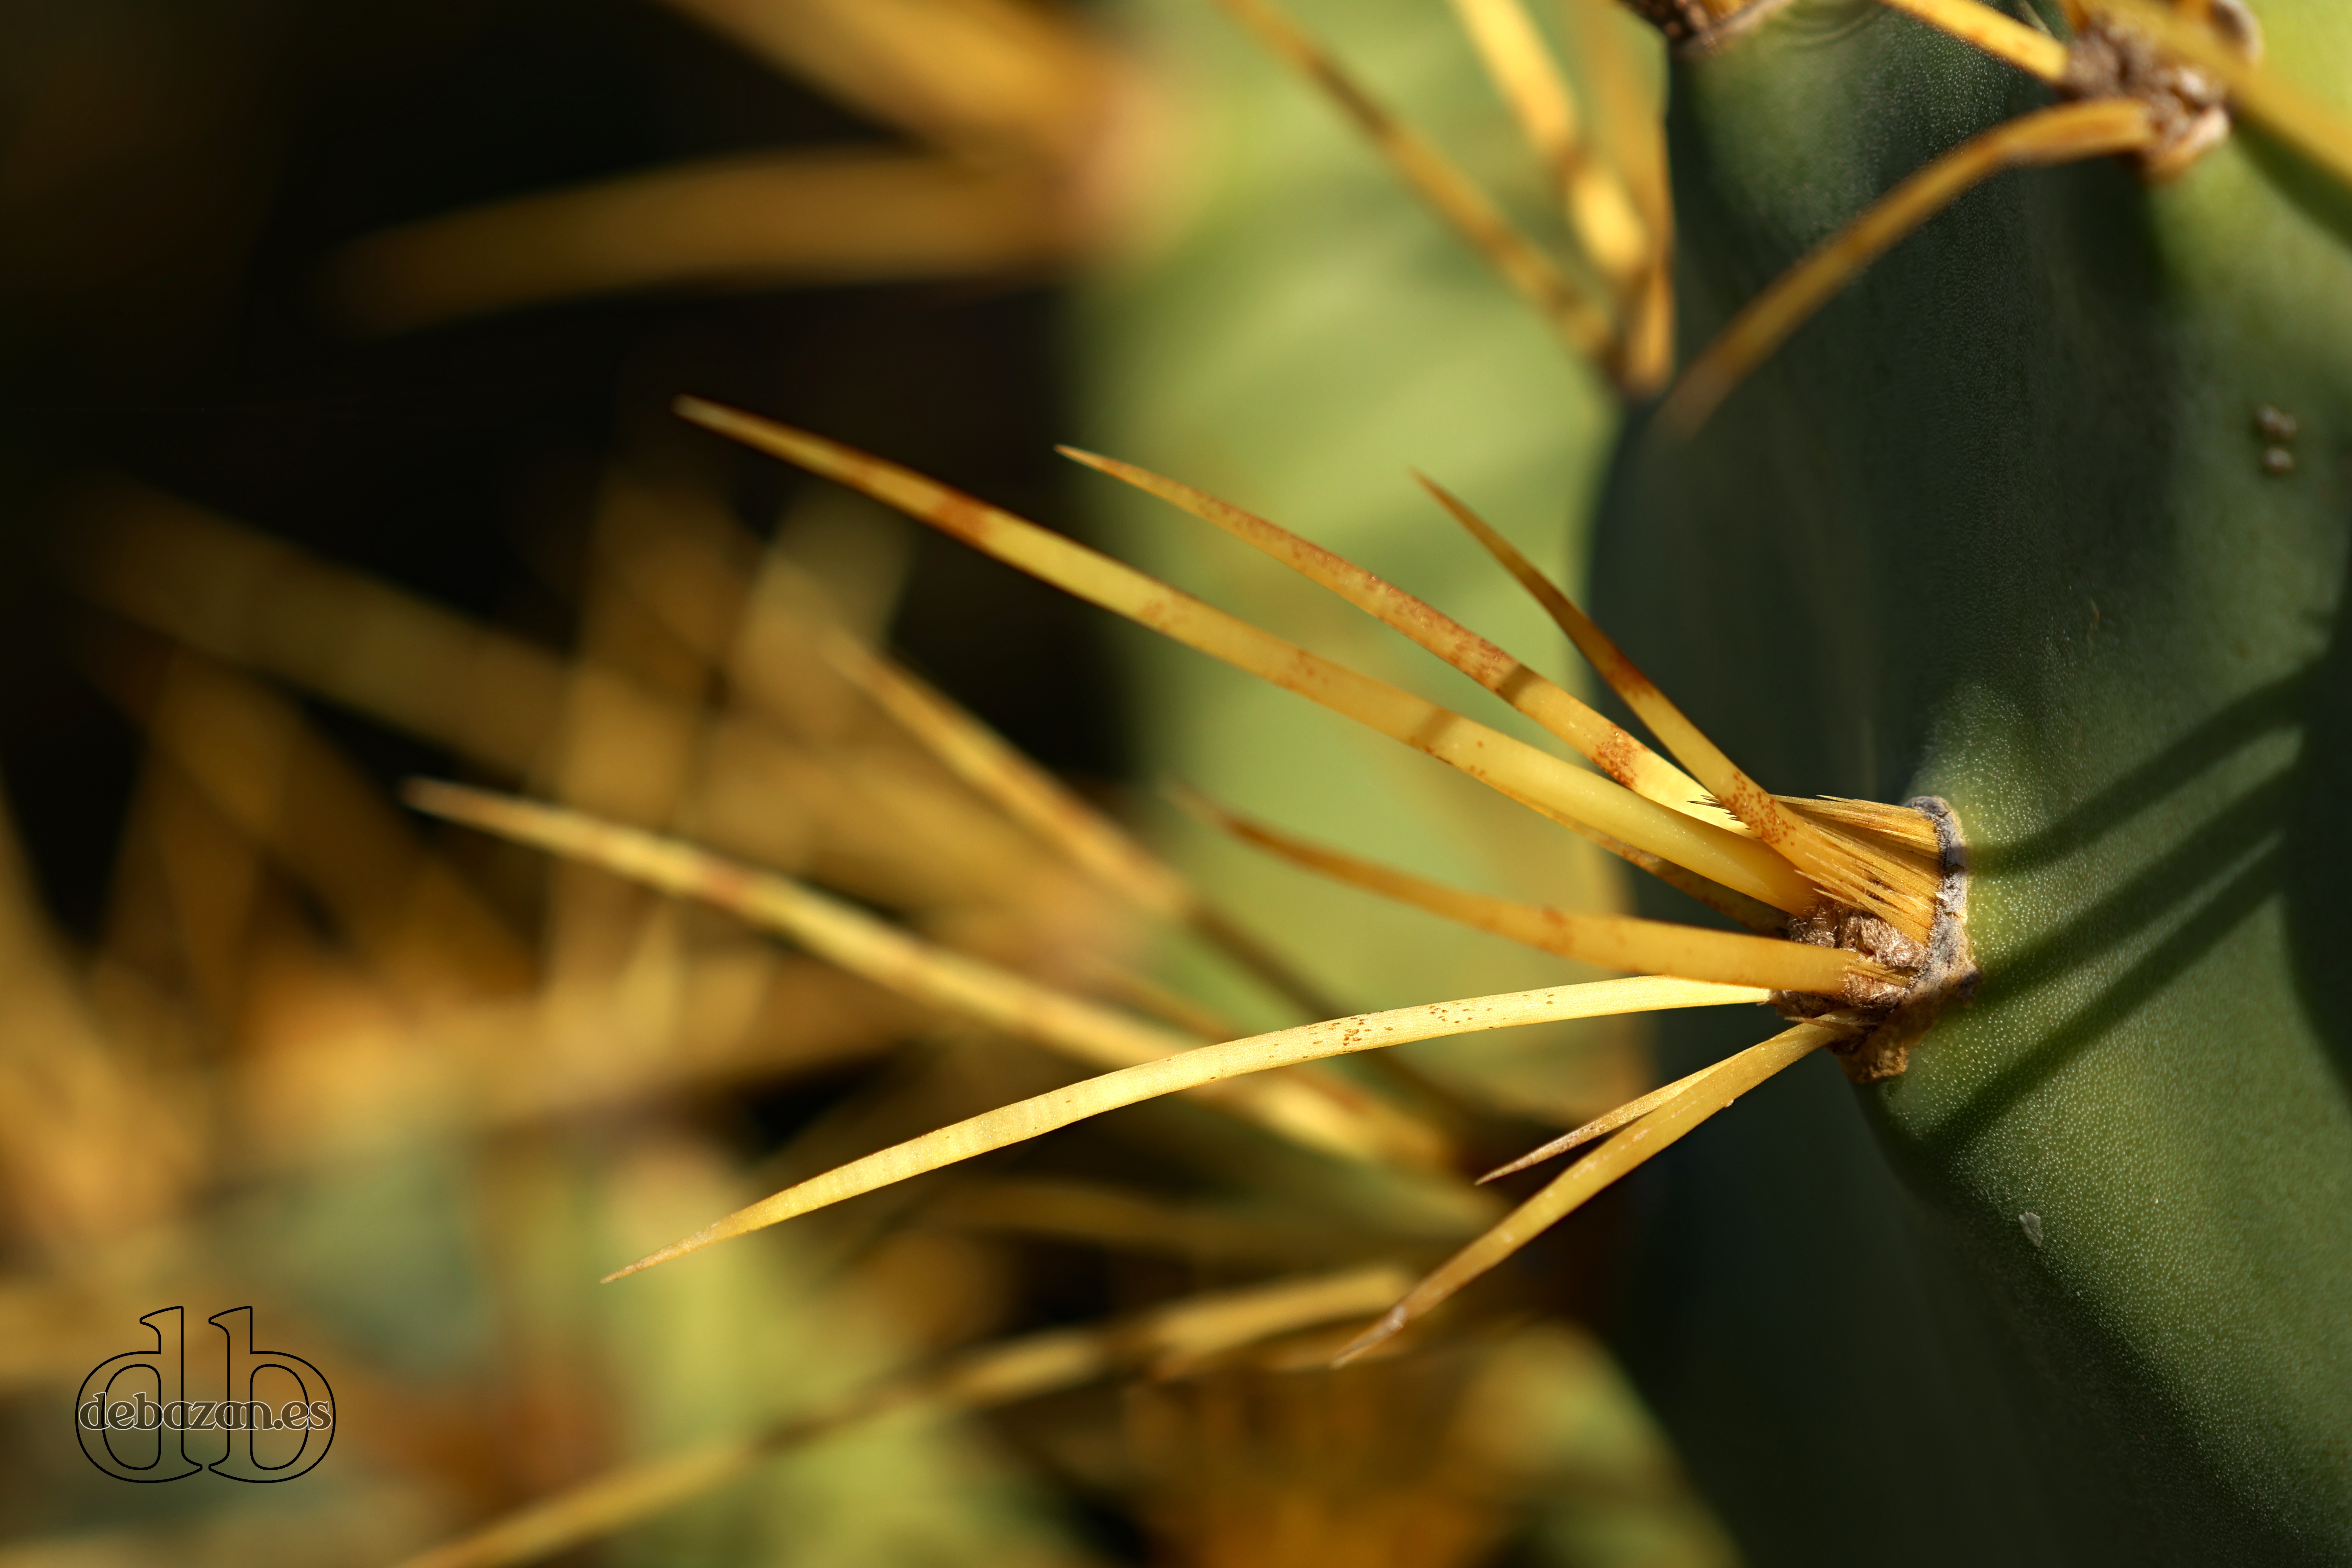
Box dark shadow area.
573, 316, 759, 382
1989, 769, 2288, 995
1968, 671, 2303, 874
2282, 506, 2352, 1096
1921, 843, 2282, 1163
2243, 123, 2352, 265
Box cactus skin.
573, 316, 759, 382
1595, 2, 2352, 1561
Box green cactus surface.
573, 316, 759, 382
1595, 2, 2352, 1561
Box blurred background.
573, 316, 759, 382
0, 0, 1731, 1562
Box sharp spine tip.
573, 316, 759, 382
1330, 1309, 1403, 1368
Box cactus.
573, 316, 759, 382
1053, 0, 2352, 1554
1578, 1, 2352, 1561
47, 0, 2336, 1559
408, 0, 2352, 1556
722, 0, 2347, 1555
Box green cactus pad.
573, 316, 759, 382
1596, 2, 2352, 1561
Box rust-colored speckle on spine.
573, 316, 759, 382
933, 491, 990, 541
1591, 725, 1651, 793
1719, 777, 1788, 847
698, 860, 754, 911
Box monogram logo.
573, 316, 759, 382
75, 1308, 335, 1483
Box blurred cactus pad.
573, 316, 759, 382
1582, 0, 2352, 1562
1079, 0, 1647, 1117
